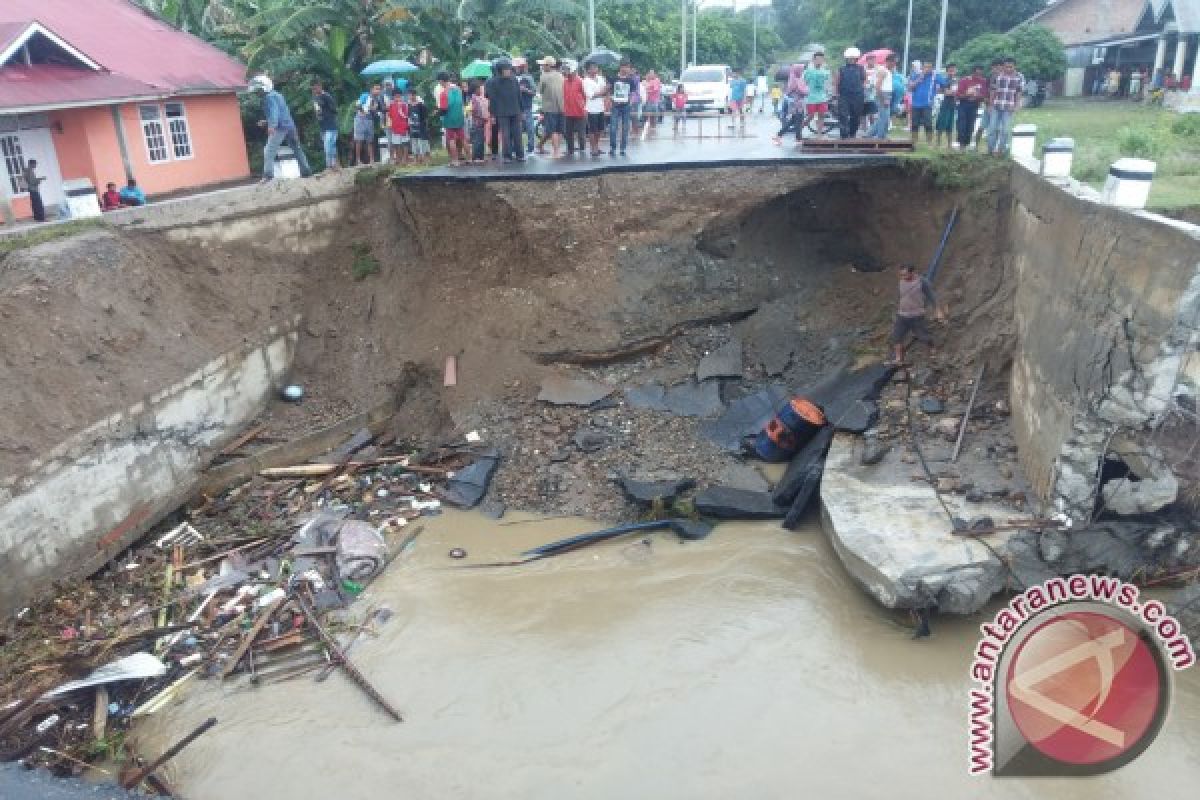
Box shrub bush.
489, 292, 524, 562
1171, 113, 1200, 138
1116, 125, 1165, 159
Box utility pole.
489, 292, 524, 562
692, 0, 698, 66
588, 0, 596, 51
902, 0, 913, 78
751, 3, 758, 73
681, 0, 688, 75
935, 0, 948, 72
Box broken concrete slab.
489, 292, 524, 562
702, 384, 790, 452
719, 463, 770, 493
694, 487, 787, 519
442, 449, 500, 508
820, 432, 1024, 614
696, 338, 743, 381
573, 428, 612, 453
537, 376, 614, 407
618, 476, 696, 506
806, 364, 894, 433
625, 380, 724, 417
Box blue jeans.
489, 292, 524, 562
522, 108, 535, 153
321, 130, 338, 169
263, 127, 311, 178
987, 109, 1015, 154
869, 95, 891, 138
609, 103, 631, 153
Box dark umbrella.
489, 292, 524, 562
584, 48, 621, 67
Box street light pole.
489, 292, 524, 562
902, 0, 913, 78
588, 0, 596, 51
681, 0, 687, 74
752, 4, 758, 73
935, 0, 948, 72
692, 0, 698, 65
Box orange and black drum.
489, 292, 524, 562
753, 396, 827, 462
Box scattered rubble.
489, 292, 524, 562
0, 431, 486, 790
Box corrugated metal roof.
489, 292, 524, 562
0, 63, 163, 112
0, 0, 245, 94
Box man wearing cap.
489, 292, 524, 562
834, 47, 866, 139
252, 75, 312, 180
562, 60, 587, 156
487, 62, 524, 162
537, 56, 565, 157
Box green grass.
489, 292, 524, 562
1015, 98, 1200, 211
355, 150, 450, 186
0, 218, 105, 256
351, 242, 380, 280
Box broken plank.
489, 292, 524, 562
219, 597, 286, 680
220, 424, 267, 456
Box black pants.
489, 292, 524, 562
497, 114, 521, 159
838, 95, 863, 139
956, 100, 979, 148
776, 110, 802, 138
565, 116, 586, 153
30, 190, 45, 222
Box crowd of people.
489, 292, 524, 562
1094, 66, 1192, 102
771, 49, 1027, 155
246, 47, 1030, 179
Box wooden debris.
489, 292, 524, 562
120, 716, 217, 790
219, 597, 286, 680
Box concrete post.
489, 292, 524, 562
1193, 35, 1200, 92
1174, 36, 1188, 82
1153, 36, 1167, 79
1103, 158, 1156, 209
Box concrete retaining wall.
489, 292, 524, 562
0, 324, 297, 616
1008, 166, 1200, 521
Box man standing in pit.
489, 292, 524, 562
886, 264, 945, 367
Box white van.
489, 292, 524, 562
680, 64, 731, 113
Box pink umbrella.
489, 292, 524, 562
858, 48, 893, 65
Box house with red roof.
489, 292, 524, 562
0, 0, 250, 222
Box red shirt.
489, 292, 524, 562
388, 100, 410, 134
563, 74, 586, 118
956, 76, 987, 101
101, 189, 122, 210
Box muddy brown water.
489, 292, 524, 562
136, 512, 1200, 799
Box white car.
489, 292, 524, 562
680, 64, 731, 113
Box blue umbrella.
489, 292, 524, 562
360, 59, 419, 76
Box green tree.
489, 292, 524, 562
949, 24, 1067, 81
811, 0, 1043, 65
771, 0, 811, 51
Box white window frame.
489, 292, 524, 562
139, 103, 170, 164
164, 102, 194, 161
1, 132, 27, 196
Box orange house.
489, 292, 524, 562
0, 0, 249, 222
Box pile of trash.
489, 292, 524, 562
0, 431, 498, 794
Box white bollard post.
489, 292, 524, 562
1102, 158, 1156, 209
1040, 137, 1075, 178
274, 147, 302, 180
1010, 123, 1037, 160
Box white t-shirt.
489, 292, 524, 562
875, 66, 893, 96
583, 75, 607, 113
756, 75, 768, 93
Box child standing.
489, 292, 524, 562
387, 92, 411, 164
672, 83, 687, 135
469, 81, 491, 164
407, 90, 430, 164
